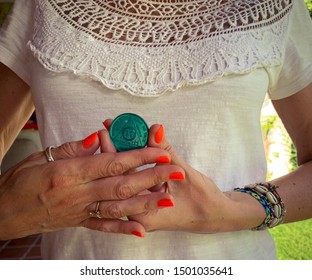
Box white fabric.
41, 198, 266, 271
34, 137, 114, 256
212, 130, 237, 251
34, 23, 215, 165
1, 0, 312, 259
28, 0, 292, 96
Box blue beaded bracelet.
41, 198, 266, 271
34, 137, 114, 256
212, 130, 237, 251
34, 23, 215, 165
234, 183, 286, 230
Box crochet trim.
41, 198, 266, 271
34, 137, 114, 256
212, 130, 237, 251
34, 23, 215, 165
29, 0, 293, 96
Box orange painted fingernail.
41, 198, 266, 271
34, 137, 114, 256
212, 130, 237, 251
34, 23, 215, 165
131, 231, 144, 238
155, 156, 170, 164
82, 132, 97, 148
157, 199, 174, 208
169, 172, 185, 180
155, 125, 164, 144
103, 120, 110, 130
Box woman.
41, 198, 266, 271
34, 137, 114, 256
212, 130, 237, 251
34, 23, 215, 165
0, 0, 311, 259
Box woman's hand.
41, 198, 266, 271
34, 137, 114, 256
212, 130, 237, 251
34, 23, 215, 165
133, 124, 267, 233
127, 124, 232, 233
101, 120, 227, 232
102, 119, 266, 233
0, 130, 184, 240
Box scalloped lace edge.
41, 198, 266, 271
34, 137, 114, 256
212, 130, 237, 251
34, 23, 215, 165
28, 40, 284, 97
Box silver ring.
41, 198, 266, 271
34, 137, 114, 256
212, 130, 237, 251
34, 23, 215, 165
44, 146, 56, 162
89, 201, 102, 219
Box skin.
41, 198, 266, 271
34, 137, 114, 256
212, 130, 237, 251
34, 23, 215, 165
1, 60, 312, 239
0, 63, 185, 240
102, 82, 312, 233
0, 62, 34, 160
0, 134, 185, 240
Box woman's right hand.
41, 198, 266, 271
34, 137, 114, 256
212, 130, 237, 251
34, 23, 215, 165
0, 130, 184, 240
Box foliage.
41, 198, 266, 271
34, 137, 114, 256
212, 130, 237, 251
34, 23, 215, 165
269, 219, 312, 259
261, 113, 298, 178
0, 3, 12, 26
305, 0, 312, 18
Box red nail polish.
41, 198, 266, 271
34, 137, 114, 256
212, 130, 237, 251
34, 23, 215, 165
82, 132, 97, 148
155, 125, 164, 144
103, 120, 110, 130
131, 231, 144, 238
155, 156, 170, 164
169, 172, 185, 180
157, 199, 174, 208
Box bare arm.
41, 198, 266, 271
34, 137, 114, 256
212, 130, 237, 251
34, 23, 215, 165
124, 84, 312, 233
221, 83, 312, 229
0, 62, 34, 161
271, 82, 312, 223
222, 84, 312, 229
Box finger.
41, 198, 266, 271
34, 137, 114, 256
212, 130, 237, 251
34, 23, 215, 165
88, 163, 184, 201
102, 118, 113, 131
70, 147, 174, 182
148, 124, 183, 165
98, 129, 116, 153
88, 192, 174, 220
3, 131, 101, 175
39, 131, 101, 164
82, 218, 146, 237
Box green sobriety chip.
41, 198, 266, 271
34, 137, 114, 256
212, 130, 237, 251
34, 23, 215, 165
109, 113, 149, 152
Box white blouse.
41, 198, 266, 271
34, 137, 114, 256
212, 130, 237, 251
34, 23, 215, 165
1, 0, 312, 259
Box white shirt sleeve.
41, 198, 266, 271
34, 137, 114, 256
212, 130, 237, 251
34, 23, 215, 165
0, 1, 34, 85
268, 0, 312, 100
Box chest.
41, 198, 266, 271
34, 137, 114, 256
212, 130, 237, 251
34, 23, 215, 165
29, 0, 292, 96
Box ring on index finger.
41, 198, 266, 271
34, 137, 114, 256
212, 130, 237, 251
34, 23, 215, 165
44, 146, 56, 162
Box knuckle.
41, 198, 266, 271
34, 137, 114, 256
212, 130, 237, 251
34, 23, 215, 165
143, 200, 153, 212
149, 168, 164, 186
59, 142, 76, 159
106, 160, 126, 176
115, 182, 135, 200
164, 143, 176, 156
106, 203, 124, 219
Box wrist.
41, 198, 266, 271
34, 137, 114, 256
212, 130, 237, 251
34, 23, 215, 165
221, 191, 267, 231
190, 190, 266, 233
234, 183, 286, 230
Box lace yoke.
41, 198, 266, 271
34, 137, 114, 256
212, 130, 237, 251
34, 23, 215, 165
29, 0, 293, 96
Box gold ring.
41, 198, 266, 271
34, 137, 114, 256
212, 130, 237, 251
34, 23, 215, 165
44, 146, 55, 162
89, 201, 102, 219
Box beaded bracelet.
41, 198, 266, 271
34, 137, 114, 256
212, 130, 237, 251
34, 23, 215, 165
234, 182, 286, 230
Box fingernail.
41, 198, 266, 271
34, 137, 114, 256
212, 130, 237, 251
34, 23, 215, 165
155, 156, 170, 164
169, 172, 185, 180
131, 231, 144, 238
155, 125, 164, 144
82, 132, 97, 148
103, 120, 110, 130
157, 199, 174, 208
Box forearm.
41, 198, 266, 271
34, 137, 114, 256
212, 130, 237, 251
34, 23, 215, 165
0, 62, 34, 161
270, 83, 312, 223
222, 87, 312, 232
270, 160, 312, 223
0, 94, 34, 160
222, 161, 312, 233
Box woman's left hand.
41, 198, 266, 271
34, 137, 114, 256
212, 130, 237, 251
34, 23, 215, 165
102, 120, 265, 233
102, 120, 266, 233
130, 124, 233, 233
